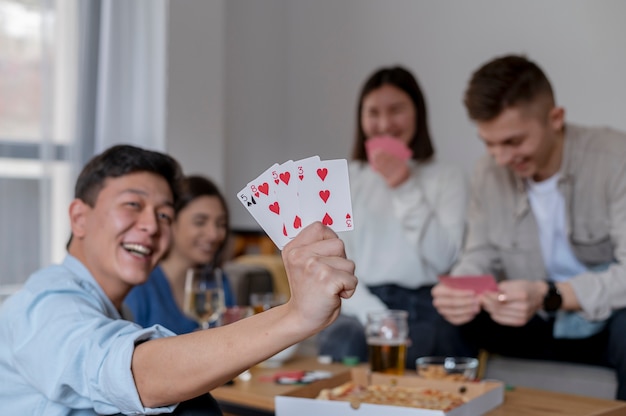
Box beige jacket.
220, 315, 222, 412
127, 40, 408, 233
452, 124, 626, 321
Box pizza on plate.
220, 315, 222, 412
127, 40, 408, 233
316, 381, 467, 411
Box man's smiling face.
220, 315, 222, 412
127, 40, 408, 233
477, 102, 564, 182
70, 171, 175, 300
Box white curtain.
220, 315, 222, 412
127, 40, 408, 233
94, 0, 168, 154
77, 0, 168, 163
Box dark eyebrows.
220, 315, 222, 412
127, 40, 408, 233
503, 133, 525, 144
480, 132, 525, 147
120, 188, 174, 208
390, 101, 409, 109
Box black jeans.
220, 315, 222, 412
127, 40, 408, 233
172, 393, 223, 416
460, 308, 626, 400
317, 284, 477, 369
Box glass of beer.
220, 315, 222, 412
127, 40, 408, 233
249, 292, 286, 314
366, 309, 408, 375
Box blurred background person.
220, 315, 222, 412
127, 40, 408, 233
125, 175, 235, 334
432, 54, 626, 399
317, 66, 475, 368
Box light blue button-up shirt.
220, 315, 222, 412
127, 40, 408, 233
0, 255, 178, 415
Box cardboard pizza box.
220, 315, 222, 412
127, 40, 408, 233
275, 367, 504, 416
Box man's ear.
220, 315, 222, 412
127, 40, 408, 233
69, 199, 89, 240
549, 106, 565, 132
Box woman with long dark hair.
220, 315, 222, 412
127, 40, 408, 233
317, 66, 474, 367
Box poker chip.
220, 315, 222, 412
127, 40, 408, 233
317, 355, 332, 364
342, 356, 360, 366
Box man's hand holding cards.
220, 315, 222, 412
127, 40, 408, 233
237, 156, 354, 249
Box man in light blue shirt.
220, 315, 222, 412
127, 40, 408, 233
0, 144, 358, 415
0, 255, 179, 415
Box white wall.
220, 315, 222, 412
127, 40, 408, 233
168, 0, 626, 230
166, 0, 225, 184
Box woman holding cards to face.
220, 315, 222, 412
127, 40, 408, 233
125, 175, 236, 335
317, 66, 476, 368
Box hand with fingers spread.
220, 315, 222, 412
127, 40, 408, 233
431, 283, 481, 326
281, 221, 358, 334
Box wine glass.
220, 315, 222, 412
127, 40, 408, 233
183, 267, 226, 329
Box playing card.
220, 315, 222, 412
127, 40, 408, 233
272, 159, 300, 238
438, 275, 498, 294
278, 156, 321, 238
297, 158, 354, 232
365, 136, 413, 167
237, 163, 290, 249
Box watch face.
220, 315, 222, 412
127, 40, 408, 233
544, 293, 562, 312
544, 283, 562, 312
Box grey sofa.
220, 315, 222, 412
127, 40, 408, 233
483, 355, 617, 399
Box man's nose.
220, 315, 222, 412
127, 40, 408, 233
492, 146, 512, 166
138, 209, 159, 234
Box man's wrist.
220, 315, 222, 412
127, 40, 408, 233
543, 280, 563, 312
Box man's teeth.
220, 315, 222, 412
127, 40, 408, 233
122, 243, 152, 256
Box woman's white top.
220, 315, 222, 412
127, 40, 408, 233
340, 159, 468, 324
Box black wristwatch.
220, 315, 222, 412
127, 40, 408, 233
543, 281, 562, 312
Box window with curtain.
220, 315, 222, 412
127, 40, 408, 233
0, 0, 78, 303
0, 0, 168, 303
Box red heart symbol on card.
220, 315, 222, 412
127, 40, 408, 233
254, 191, 260, 198
322, 213, 333, 225
274, 179, 279, 184
258, 182, 269, 195
280, 172, 291, 185
346, 214, 351, 219
269, 202, 280, 215
319, 190, 330, 203
293, 215, 302, 229
298, 174, 304, 180
282, 224, 287, 236
317, 168, 328, 181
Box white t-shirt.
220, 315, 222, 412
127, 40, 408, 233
527, 175, 608, 338
526, 173, 588, 282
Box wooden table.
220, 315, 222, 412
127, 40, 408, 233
213, 356, 348, 415
212, 355, 626, 416
485, 387, 626, 416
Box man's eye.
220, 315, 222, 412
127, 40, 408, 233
126, 201, 140, 208
158, 212, 173, 223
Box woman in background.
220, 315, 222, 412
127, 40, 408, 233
317, 66, 475, 367
125, 175, 235, 334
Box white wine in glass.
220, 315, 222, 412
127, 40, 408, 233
183, 267, 225, 329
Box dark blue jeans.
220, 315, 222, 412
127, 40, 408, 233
317, 284, 477, 369
460, 307, 626, 400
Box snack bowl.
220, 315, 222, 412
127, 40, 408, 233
259, 343, 300, 368
415, 356, 479, 381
